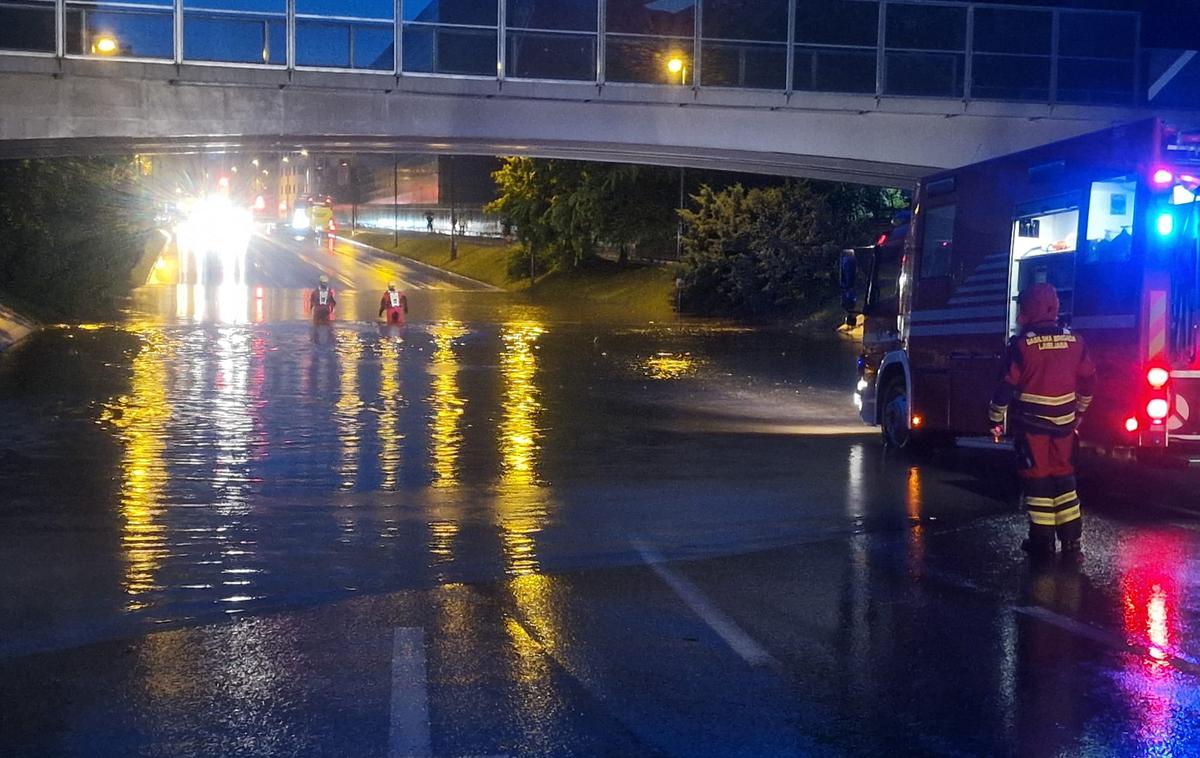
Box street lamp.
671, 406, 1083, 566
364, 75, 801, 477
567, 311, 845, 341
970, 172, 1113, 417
667, 56, 687, 85
93, 35, 119, 56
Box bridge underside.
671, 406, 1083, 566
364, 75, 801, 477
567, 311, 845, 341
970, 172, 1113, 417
0, 58, 1179, 187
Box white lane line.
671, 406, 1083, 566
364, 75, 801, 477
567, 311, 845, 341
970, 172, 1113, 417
633, 540, 777, 668
390, 627, 433, 758
922, 568, 1200, 675
1013, 605, 1200, 672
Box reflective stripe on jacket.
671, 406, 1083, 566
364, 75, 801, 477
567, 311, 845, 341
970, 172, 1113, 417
989, 323, 1097, 436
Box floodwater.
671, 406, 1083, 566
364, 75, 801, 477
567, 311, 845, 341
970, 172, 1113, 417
7, 232, 1200, 757
0, 231, 864, 655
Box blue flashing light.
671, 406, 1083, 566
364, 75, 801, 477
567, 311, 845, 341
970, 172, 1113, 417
1156, 212, 1175, 237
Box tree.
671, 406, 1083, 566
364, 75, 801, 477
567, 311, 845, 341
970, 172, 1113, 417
487, 157, 557, 280
488, 157, 681, 280
0, 156, 149, 320
677, 180, 904, 318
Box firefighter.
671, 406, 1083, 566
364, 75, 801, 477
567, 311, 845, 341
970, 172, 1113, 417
990, 283, 1096, 558
379, 282, 408, 325
310, 274, 336, 324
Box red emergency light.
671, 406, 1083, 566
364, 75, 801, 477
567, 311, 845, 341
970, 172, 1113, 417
1124, 416, 1140, 433
1147, 366, 1170, 389
1147, 398, 1170, 422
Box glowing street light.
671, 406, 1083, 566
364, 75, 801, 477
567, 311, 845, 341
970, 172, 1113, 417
667, 56, 687, 85
93, 35, 119, 55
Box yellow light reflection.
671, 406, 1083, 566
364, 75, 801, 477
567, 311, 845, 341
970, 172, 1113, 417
429, 321, 468, 488
497, 321, 547, 576
379, 337, 403, 490
99, 327, 174, 610
335, 330, 363, 491
905, 465, 925, 572
642, 352, 701, 380
428, 519, 459, 563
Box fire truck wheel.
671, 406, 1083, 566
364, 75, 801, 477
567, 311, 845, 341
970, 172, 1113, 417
881, 378, 917, 450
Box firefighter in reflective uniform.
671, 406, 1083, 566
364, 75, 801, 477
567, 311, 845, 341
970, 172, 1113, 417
378, 282, 408, 325
310, 274, 336, 323
989, 283, 1097, 558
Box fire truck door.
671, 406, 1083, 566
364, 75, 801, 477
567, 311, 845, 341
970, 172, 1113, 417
950, 346, 1004, 435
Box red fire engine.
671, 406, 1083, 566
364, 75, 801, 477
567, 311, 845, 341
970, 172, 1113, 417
847, 119, 1200, 462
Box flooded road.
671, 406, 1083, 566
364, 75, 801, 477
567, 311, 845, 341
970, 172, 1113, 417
4, 231, 1200, 756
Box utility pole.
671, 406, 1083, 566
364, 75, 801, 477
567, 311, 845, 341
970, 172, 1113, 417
393, 154, 399, 247
448, 155, 458, 261
676, 167, 685, 260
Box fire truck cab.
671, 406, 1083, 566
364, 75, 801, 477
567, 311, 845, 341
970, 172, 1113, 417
849, 119, 1200, 462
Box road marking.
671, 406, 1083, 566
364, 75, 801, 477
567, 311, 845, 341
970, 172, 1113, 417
633, 540, 777, 668
1013, 605, 1200, 673
922, 567, 1200, 675
390, 627, 433, 758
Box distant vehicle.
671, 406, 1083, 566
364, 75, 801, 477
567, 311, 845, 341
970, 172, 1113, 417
843, 119, 1200, 464
310, 202, 335, 237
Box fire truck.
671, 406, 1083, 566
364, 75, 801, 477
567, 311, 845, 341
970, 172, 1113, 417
846, 119, 1200, 462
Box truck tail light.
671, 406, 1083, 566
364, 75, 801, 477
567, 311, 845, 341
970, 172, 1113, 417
1147, 398, 1170, 421
1147, 366, 1171, 389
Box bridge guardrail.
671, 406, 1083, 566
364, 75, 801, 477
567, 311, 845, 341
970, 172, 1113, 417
0, 0, 1190, 110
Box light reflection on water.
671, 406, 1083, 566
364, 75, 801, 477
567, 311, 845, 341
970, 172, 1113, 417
497, 320, 549, 577
378, 336, 404, 492
429, 320, 467, 488
335, 330, 363, 492
99, 326, 173, 610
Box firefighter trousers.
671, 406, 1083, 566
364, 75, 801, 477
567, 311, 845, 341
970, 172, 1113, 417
1017, 432, 1082, 544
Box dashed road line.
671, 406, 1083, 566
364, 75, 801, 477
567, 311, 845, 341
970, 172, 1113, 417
390, 627, 433, 758
633, 540, 777, 668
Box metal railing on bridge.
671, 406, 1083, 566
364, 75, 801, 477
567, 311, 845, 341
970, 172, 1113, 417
0, 0, 1163, 107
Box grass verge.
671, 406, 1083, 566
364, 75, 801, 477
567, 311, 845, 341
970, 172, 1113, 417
353, 230, 677, 319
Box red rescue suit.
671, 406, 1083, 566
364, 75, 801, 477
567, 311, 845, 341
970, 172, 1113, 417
379, 289, 408, 324
989, 284, 1097, 551
310, 286, 336, 323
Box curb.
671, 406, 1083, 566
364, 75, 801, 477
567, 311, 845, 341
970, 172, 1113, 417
332, 234, 504, 293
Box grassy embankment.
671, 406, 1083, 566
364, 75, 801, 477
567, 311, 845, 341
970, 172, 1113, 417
353, 230, 677, 319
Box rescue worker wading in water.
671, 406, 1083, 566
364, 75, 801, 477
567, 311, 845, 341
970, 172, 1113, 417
989, 283, 1097, 559
379, 282, 408, 325
310, 275, 337, 323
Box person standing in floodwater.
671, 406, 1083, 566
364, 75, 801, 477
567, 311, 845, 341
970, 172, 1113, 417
379, 282, 408, 325
310, 274, 337, 324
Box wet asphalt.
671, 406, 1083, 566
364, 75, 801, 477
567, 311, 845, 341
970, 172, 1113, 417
1, 230, 1199, 757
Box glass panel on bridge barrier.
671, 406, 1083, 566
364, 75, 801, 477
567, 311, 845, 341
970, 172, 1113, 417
1056, 11, 1136, 105
65, 0, 174, 59
700, 0, 787, 90
0, 0, 55, 53
296, 0, 393, 70
184, 0, 285, 65
792, 0, 877, 94
884, 2, 966, 98
970, 7, 1051, 101
402, 0, 497, 76
505, 0, 597, 81
603, 0, 694, 86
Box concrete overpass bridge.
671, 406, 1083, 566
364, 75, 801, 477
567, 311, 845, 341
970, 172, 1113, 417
0, 0, 1196, 185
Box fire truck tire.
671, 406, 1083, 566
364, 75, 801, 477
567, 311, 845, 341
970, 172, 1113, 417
880, 378, 918, 450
